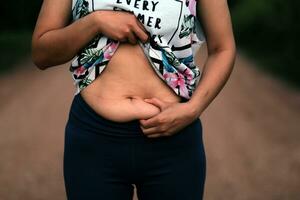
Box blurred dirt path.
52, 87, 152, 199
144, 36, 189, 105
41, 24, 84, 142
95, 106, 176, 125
0, 50, 300, 200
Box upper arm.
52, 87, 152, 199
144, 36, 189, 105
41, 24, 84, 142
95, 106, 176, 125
32, 0, 72, 42
196, 0, 236, 53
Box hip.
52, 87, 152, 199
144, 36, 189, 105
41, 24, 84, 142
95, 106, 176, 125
66, 91, 203, 141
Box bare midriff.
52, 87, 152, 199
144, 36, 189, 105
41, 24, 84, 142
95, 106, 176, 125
80, 42, 182, 123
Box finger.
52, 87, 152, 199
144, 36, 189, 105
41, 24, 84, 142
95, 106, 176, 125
136, 20, 150, 39
135, 18, 147, 32
139, 119, 148, 127
118, 36, 127, 43
139, 115, 160, 128
141, 124, 164, 135
147, 133, 164, 138
144, 98, 165, 111
132, 21, 149, 43
127, 31, 137, 44
139, 117, 153, 128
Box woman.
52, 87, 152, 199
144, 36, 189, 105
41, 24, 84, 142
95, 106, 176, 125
31, 0, 236, 199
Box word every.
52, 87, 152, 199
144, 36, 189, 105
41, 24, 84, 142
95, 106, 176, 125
116, 0, 159, 11
115, 0, 161, 29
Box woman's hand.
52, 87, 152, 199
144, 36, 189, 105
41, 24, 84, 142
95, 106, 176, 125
139, 97, 200, 138
95, 10, 149, 44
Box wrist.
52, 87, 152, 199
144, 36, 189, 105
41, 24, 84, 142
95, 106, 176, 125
182, 100, 202, 120
92, 10, 106, 34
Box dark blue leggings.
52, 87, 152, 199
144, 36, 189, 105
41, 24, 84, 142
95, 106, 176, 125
63, 93, 206, 200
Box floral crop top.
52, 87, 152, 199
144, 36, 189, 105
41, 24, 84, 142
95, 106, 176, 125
70, 0, 206, 100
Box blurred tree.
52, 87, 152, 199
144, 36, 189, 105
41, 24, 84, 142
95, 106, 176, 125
231, 0, 300, 88
0, 0, 43, 73
0, 0, 43, 31
228, 0, 238, 9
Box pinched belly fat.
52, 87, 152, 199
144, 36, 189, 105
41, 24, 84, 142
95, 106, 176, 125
79, 42, 182, 123
80, 94, 161, 122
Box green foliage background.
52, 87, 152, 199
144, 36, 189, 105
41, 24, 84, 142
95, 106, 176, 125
0, 0, 42, 74
0, 0, 299, 89
230, 0, 300, 88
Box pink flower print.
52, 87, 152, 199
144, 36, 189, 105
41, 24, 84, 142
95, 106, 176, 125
164, 72, 189, 98
188, 0, 197, 16
177, 73, 186, 87
164, 72, 186, 87
103, 42, 119, 60
177, 73, 189, 98
183, 67, 194, 81
180, 85, 189, 98
74, 65, 86, 77
163, 72, 177, 89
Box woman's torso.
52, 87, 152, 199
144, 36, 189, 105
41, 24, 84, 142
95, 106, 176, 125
71, 0, 205, 123
80, 42, 182, 122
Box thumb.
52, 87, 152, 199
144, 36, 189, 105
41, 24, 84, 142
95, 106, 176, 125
144, 97, 166, 111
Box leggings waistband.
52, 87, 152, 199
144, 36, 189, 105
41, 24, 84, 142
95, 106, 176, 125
67, 92, 145, 137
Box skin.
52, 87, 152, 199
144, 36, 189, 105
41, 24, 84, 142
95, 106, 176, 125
139, 0, 236, 138
31, 0, 236, 138
31, 1, 149, 69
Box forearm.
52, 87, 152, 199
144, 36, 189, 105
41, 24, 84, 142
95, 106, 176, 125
32, 11, 101, 70
188, 47, 236, 117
